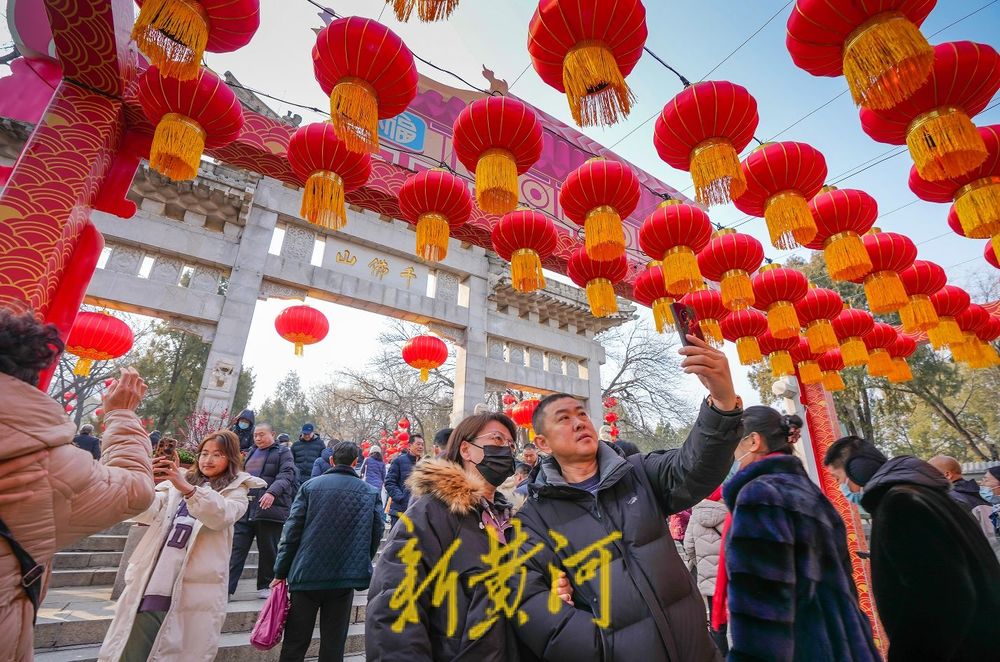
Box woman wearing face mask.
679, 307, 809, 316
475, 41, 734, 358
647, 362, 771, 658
722, 407, 881, 662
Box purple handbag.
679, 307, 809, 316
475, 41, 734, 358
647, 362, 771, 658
250, 580, 291, 650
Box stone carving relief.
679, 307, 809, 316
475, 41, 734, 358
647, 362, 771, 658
566, 360, 580, 379
487, 338, 505, 361
508, 344, 525, 366
280, 225, 316, 262
427, 322, 465, 346
435, 271, 460, 305
148, 256, 182, 285
258, 280, 308, 301
105, 244, 144, 275
190, 266, 223, 293
164, 319, 216, 342
209, 359, 236, 391
528, 347, 544, 370
547, 353, 564, 374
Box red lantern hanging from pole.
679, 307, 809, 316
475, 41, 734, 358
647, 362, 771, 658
887, 334, 918, 383
511, 399, 541, 437
790, 336, 824, 386
638, 201, 712, 295
527, 0, 647, 127
312, 17, 418, 154
899, 259, 946, 333
733, 141, 827, 250
453, 97, 543, 214
794, 287, 844, 354
986, 240, 999, 270
720, 308, 768, 366
632, 263, 683, 334
759, 330, 798, 378
832, 307, 875, 367
952, 304, 990, 366
928, 285, 970, 349
66, 312, 135, 377
752, 264, 809, 340
697, 229, 765, 311
860, 41, 1000, 182
806, 186, 877, 282
567, 246, 628, 318
398, 169, 473, 263
653, 81, 759, 206
857, 230, 917, 314
863, 323, 898, 377
681, 288, 728, 346
972, 315, 1000, 368
491, 209, 558, 293
818, 348, 847, 392
275, 305, 329, 356
398, 419, 410, 429
402, 334, 448, 381
560, 159, 640, 262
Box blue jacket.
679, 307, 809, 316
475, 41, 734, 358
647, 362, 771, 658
311, 448, 333, 478
274, 465, 383, 591
359, 456, 386, 491
723, 454, 881, 662
383, 452, 419, 516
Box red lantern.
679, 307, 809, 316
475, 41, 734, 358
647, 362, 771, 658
312, 17, 418, 154
863, 322, 898, 377
832, 307, 875, 367
972, 315, 1000, 368
653, 81, 759, 206
751, 265, 809, 340
759, 331, 798, 378
899, 259, 946, 332
681, 288, 728, 346
396, 431, 411, 444
609, 425, 620, 438
287, 123, 372, 232
860, 42, 1000, 181
603, 397, 619, 408
785, 0, 935, 110
274, 305, 329, 356
567, 246, 628, 318
818, 348, 847, 391
402, 334, 448, 381
137, 66, 244, 182
511, 399, 540, 430
909, 125, 1000, 257
504, 406, 515, 419
64, 404, 75, 414
604, 412, 618, 424
952, 304, 991, 366
560, 159, 640, 262
928, 285, 970, 349
987, 241, 1000, 270
62, 392, 75, 401
887, 334, 918, 383
95, 407, 105, 417
790, 336, 824, 385
491, 209, 558, 293
132, 0, 260, 81
733, 141, 827, 249
638, 201, 712, 294
398, 169, 473, 263
527, 0, 647, 127
858, 230, 917, 313
806, 187, 877, 282
398, 419, 410, 429
453, 97, 543, 214
502, 393, 517, 406
66, 312, 135, 377
104, 378, 114, 387
794, 287, 844, 354
632, 264, 683, 334
720, 308, 768, 366
697, 229, 765, 311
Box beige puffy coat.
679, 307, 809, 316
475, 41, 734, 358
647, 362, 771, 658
97, 471, 266, 662
682, 497, 728, 597
0, 372, 155, 662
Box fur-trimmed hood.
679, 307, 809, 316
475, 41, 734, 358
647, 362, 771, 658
406, 458, 502, 514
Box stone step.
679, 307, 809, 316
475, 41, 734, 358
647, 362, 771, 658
52, 552, 122, 570
98, 522, 134, 537
65, 535, 128, 553
48, 563, 260, 589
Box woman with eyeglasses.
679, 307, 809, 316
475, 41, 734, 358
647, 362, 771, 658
366, 412, 571, 660
99, 430, 265, 662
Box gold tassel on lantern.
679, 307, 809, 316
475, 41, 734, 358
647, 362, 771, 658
823, 371, 846, 392
510, 248, 545, 293
699, 319, 724, 347
416, 212, 451, 262
906, 106, 987, 181
766, 301, 801, 339
900, 295, 938, 333
330, 77, 380, 154
764, 190, 818, 249
805, 320, 839, 354
150, 113, 206, 182
662, 246, 702, 295
736, 337, 763, 366
968, 341, 1000, 369
721, 269, 755, 311
293, 342, 304, 357
584, 205, 625, 261
651, 297, 676, 334
888, 358, 913, 383
770, 351, 794, 378
799, 360, 824, 385
476, 148, 519, 214
585, 278, 618, 318
301, 170, 346, 231
950, 337, 972, 363
954, 177, 1000, 239
841, 11, 934, 110
391, 0, 459, 22
418, 366, 431, 381
131, 0, 208, 81
690, 138, 746, 206
868, 348, 895, 377
562, 41, 635, 127
72, 357, 95, 377
927, 316, 963, 349
841, 337, 869, 366
864, 271, 909, 313
823, 231, 873, 282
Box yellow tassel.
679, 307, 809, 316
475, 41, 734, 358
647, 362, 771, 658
901, 295, 938, 333
721, 269, 755, 311
293, 342, 304, 357
799, 360, 824, 385
511, 248, 545, 293
770, 350, 794, 378
967, 340, 999, 369
888, 358, 913, 383
584, 205, 625, 261
736, 337, 763, 366
416, 212, 451, 262
330, 77, 380, 154
954, 177, 1000, 239
419, 367, 430, 381
842, 11, 933, 110
699, 319, 724, 347
585, 278, 618, 318
764, 190, 818, 249
131, 0, 208, 81
823, 231, 873, 282
689, 138, 746, 206
950, 336, 973, 363
841, 337, 869, 367
476, 148, 519, 214
391, 0, 415, 21
927, 316, 963, 349
823, 371, 846, 392
864, 271, 909, 314
149, 112, 206, 182
767, 301, 801, 340
906, 106, 987, 181
562, 40, 635, 128
651, 297, 675, 334
868, 348, 895, 377
393, 0, 459, 21
805, 320, 839, 354
661, 246, 703, 295
72, 357, 94, 377
301, 170, 346, 231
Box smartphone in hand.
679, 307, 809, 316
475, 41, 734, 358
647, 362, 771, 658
152, 437, 177, 460
670, 302, 705, 347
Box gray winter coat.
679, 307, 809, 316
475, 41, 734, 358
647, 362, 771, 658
683, 497, 727, 597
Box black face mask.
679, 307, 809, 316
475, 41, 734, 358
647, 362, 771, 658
470, 443, 516, 487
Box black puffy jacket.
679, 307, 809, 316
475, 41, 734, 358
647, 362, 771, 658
243, 443, 297, 523
231, 408, 255, 453
513, 401, 742, 662
291, 435, 324, 481
384, 451, 419, 516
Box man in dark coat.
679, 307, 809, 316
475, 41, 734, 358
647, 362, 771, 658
273, 441, 383, 661
513, 336, 743, 661
824, 437, 1000, 661
311, 438, 341, 478
928, 454, 991, 513
230, 409, 255, 453
228, 422, 297, 598
291, 422, 324, 481
384, 435, 424, 526
71, 424, 101, 460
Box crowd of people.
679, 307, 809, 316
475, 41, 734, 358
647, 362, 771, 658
2, 309, 1000, 661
